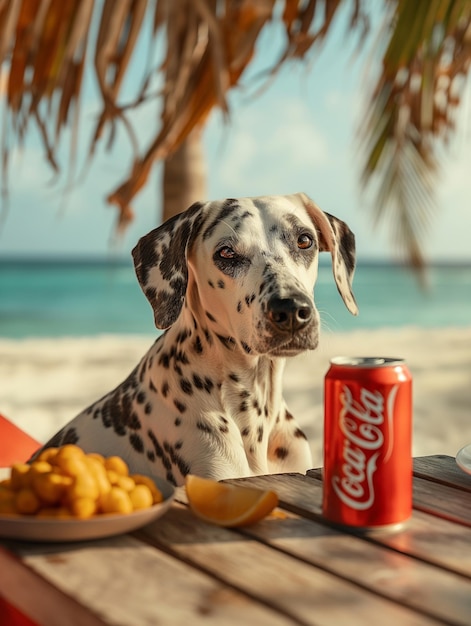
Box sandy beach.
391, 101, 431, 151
1, 326, 470, 468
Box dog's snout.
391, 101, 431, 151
267, 296, 313, 332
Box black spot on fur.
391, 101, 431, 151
192, 373, 204, 389
136, 391, 146, 404
202, 198, 239, 241
159, 218, 192, 281
148, 430, 163, 458
159, 353, 170, 369
176, 350, 190, 365
208, 280, 215, 288
100, 403, 111, 428
219, 416, 229, 434
102, 391, 126, 437
144, 403, 152, 415
147, 450, 155, 462
180, 378, 193, 395
174, 399, 187, 413
217, 280, 225, 289
275, 447, 289, 460
240, 390, 250, 398
204, 377, 214, 393
253, 399, 262, 416
162, 382, 169, 397
241, 427, 250, 437
241, 341, 252, 354
175, 417, 182, 427
257, 426, 264, 443
126, 412, 142, 430
294, 428, 308, 440
229, 373, 240, 383
285, 410, 294, 420
52, 426, 79, 448
129, 433, 144, 453
206, 311, 217, 323
193, 336, 203, 354
174, 454, 190, 477
176, 329, 190, 343
239, 401, 248, 412
216, 334, 236, 350
166, 471, 177, 486
237, 301, 243, 313
197, 421, 214, 434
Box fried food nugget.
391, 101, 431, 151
10, 463, 32, 490
100, 487, 133, 515
15, 488, 41, 515
129, 485, 154, 510
2, 446, 164, 519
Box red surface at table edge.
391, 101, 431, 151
0, 415, 41, 466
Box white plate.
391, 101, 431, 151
456, 444, 471, 476
0, 477, 175, 542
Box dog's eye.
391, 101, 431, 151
297, 234, 313, 249
218, 246, 236, 259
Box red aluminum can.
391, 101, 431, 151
323, 357, 412, 531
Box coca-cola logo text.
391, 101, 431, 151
331, 384, 398, 510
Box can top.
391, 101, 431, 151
330, 356, 405, 367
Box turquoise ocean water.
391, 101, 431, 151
0, 258, 470, 338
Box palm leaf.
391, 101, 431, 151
0, 0, 367, 228
359, 0, 471, 269
2, 0, 470, 270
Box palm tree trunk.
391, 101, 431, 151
162, 126, 207, 221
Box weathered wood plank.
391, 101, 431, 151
4, 536, 292, 626
412, 477, 471, 526
0, 547, 107, 626
230, 474, 471, 577
238, 509, 471, 625
140, 503, 439, 626
413, 455, 471, 492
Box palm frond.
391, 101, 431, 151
359, 0, 471, 268
0, 0, 368, 228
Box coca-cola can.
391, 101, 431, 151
323, 357, 412, 531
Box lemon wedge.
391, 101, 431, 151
185, 474, 279, 527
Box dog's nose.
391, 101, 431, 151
267, 296, 313, 332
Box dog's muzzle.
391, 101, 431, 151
267, 294, 314, 333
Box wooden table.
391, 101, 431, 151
0, 454, 470, 626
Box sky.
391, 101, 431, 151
0, 5, 470, 263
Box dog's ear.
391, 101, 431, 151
296, 192, 359, 316
132, 202, 207, 329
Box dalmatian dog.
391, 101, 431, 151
38, 193, 358, 486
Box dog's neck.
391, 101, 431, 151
149, 309, 287, 424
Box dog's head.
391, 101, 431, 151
132, 193, 358, 356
